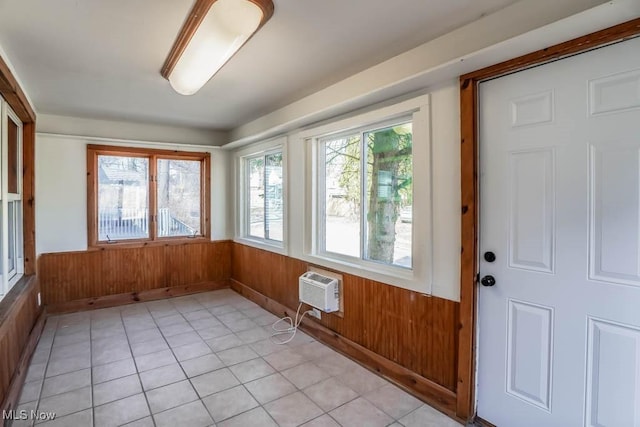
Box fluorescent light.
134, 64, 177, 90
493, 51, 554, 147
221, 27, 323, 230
162, 0, 274, 96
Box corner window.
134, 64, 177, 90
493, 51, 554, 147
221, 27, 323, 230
87, 145, 210, 246
318, 120, 413, 268
244, 150, 284, 243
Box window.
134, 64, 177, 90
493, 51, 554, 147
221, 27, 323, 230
242, 149, 284, 244
318, 120, 413, 268
0, 103, 24, 297
300, 94, 431, 293
87, 145, 210, 246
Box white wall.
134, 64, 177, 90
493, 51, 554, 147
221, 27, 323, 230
38, 114, 229, 147
227, 0, 636, 146
35, 134, 232, 255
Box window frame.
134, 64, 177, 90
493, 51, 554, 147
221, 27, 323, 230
87, 144, 211, 248
234, 137, 287, 254
299, 94, 432, 294
243, 149, 284, 243
2, 104, 24, 291
316, 116, 414, 269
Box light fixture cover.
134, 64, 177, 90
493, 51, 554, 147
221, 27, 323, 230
163, 0, 273, 95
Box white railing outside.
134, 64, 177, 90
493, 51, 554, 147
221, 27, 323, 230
98, 208, 196, 241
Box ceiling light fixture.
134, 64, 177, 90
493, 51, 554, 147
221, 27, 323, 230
161, 0, 274, 96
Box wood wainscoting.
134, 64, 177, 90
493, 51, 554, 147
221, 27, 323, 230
231, 243, 460, 416
0, 276, 44, 413
38, 241, 232, 312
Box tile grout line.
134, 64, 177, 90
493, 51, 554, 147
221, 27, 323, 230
122, 303, 158, 427
23, 291, 436, 427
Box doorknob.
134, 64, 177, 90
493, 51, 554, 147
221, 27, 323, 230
480, 275, 496, 287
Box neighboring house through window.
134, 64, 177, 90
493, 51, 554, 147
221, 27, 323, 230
87, 145, 210, 246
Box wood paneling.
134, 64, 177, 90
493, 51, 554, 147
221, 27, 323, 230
0, 276, 43, 412
458, 18, 640, 423
231, 243, 459, 392
38, 241, 231, 306
233, 280, 459, 417
48, 281, 228, 314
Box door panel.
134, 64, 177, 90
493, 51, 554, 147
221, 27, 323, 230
585, 318, 640, 427
478, 36, 640, 427
508, 149, 555, 273
506, 299, 554, 412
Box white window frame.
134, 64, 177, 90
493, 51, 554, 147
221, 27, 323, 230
299, 94, 432, 294
0, 101, 24, 298
234, 137, 287, 254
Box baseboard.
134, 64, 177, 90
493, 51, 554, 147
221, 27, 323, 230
47, 280, 230, 314
1, 308, 46, 414
230, 279, 458, 418
474, 416, 496, 427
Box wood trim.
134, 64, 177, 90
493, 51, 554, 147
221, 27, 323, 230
0, 51, 36, 275
457, 76, 478, 420
462, 18, 640, 82
0, 55, 35, 123
231, 279, 460, 420
161, 0, 275, 80
474, 417, 497, 427
87, 144, 210, 159
22, 122, 36, 275
458, 18, 640, 423
86, 144, 211, 246
47, 280, 229, 314
149, 153, 158, 241
1, 309, 45, 413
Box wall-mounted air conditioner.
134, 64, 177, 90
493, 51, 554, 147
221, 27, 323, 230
299, 271, 340, 313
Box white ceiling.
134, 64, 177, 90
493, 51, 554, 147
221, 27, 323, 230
0, 0, 519, 131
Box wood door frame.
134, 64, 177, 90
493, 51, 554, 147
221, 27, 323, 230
457, 18, 640, 421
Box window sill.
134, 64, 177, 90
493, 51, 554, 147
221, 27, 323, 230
300, 252, 431, 295
234, 236, 287, 256
88, 236, 212, 251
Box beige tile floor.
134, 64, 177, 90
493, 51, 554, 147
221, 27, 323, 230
14, 289, 462, 427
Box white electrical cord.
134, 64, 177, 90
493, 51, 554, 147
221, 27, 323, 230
271, 302, 313, 345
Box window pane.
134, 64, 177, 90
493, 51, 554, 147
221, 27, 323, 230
364, 123, 413, 268
157, 159, 201, 237
97, 155, 149, 241
264, 153, 283, 242
7, 201, 16, 277
247, 157, 265, 239
323, 135, 361, 257
7, 117, 19, 194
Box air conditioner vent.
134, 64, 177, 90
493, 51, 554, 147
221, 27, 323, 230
299, 271, 339, 313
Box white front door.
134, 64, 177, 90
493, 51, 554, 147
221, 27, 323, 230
478, 36, 640, 427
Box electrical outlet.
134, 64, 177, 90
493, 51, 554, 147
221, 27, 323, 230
309, 308, 321, 319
